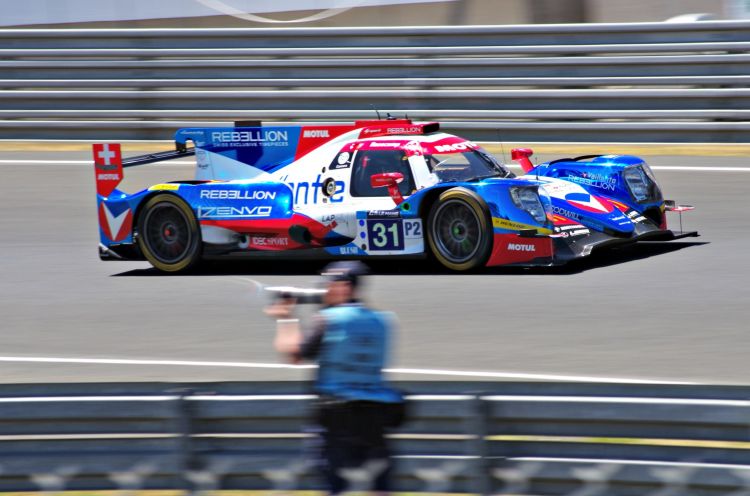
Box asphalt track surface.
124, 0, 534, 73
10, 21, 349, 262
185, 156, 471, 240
1, 148, 748, 385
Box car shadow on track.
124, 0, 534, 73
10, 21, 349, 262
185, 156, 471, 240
112, 241, 708, 277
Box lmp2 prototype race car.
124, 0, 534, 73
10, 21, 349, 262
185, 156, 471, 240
93, 118, 696, 273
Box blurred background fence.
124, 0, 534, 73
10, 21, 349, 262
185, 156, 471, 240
1, 380, 749, 494
1, 21, 750, 142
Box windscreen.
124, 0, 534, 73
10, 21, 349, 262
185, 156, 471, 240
424, 149, 514, 183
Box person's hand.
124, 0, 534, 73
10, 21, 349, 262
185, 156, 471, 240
264, 298, 296, 320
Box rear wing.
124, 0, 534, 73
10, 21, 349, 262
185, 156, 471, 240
93, 142, 195, 197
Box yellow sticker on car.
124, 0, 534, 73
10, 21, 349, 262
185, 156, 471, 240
148, 184, 180, 191
492, 217, 552, 235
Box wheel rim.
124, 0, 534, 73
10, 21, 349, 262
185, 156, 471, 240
142, 202, 192, 264
431, 199, 483, 263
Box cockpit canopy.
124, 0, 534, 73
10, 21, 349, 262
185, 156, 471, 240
345, 137, 514, 198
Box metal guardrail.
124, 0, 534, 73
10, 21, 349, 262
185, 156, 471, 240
0, 22, 749, 142
4, 41, 750, 57
2, 21, 749, 46
0, 381, 748, 495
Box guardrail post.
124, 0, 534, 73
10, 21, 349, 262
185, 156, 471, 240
173, 388, 201, 495
469, 393, 491, 495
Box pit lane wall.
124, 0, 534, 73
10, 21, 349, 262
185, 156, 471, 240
0, 380, 749, 495
0, 21, 749, 143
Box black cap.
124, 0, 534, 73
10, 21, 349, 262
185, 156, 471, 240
321, 261, 369, 287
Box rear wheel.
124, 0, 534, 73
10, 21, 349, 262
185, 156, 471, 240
137, 194, 202, 273
426, 188, 492, 271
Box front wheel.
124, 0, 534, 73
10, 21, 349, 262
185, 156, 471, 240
426, 188, 493, 271
137, 194, 202, 273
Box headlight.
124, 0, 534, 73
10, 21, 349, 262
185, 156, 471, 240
510, 187, 547, 223
623, 165, 662, 203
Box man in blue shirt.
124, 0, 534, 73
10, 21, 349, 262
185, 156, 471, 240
266, 261, 403, 495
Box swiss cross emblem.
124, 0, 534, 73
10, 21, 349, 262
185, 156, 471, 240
93, 143, 123, 197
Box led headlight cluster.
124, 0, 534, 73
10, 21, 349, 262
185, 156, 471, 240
510, 187, 549, 224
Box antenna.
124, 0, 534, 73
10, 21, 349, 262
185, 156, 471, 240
369, 105, 381, 120
497, 129, 507, 167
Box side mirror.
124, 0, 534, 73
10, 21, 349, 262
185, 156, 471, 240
511, 148, 534, 173
370, 172, 405, 205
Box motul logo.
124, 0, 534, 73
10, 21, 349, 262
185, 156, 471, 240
507, 243, 536, 252
303, 129, 330, 138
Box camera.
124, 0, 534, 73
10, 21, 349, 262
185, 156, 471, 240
265, 286, 326, 305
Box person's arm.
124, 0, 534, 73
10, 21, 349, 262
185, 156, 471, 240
265, 301, 326, 364
265, 299, 303, 363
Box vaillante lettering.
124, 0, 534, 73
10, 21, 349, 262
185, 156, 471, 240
198, 206, 273, 218
211, 130, 289, 143
199, 190, 277, 200
567, 173, 617, 191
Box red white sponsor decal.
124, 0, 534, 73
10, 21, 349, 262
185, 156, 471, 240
487, 233, 553, 266
93, 143, 123, 197
425, 137, 479, 154
564, 193, 615, 214
294, 125, 354, 160
98, 203, 132, 242
352, 136, 479, 157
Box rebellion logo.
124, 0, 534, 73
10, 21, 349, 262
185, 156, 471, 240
211, 130, 288, 143
199, 190, 277, 200
507, 243, 536, 252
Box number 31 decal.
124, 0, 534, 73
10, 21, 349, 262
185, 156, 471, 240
367, 219, 404, 251
366, 219, 422, 251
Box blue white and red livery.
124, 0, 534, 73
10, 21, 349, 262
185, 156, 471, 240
93, 119, 697, 272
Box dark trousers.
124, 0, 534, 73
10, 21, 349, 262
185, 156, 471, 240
316, 400, 392, 494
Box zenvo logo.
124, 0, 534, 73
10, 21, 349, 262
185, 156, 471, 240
200, 190, 277, 200
197, 206, 273, 218
211, 130, 288, 143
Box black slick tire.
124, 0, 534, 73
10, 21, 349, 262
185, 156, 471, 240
137, 193, 202, 273
426, 188, 493, 271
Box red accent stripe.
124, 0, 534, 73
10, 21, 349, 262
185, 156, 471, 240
486, 233, 554, 267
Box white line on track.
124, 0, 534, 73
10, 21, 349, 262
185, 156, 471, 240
1, 159, 748, 172
0, 355, 696, 385
0, 159, 194, 166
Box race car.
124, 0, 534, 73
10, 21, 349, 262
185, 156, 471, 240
93, 118, 697, 273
